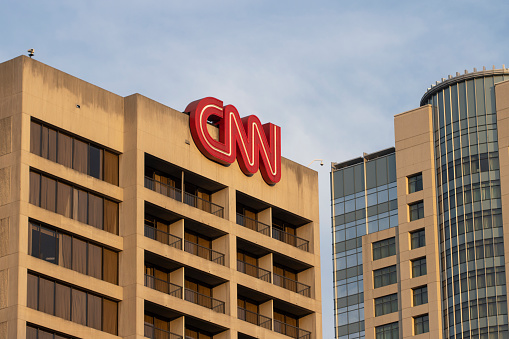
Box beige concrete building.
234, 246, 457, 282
332, 68, 509, 339
0, 55, 322, 339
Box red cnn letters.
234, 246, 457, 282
186, 97, 281, 185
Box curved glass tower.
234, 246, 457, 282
422, 69, 509, 339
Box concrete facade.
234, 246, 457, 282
0, 56, 322, 339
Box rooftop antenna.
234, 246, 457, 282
27, 49, 34, 58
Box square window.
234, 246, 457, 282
414, 314, 429, 335
412, 257, 427, 278
410, 229, 426, 249
372, 237, 396, 260
375, 322, 399, 339
375, 293, 398, 316
408, 173, 423, 193
373, 265, 397, 288
409, 201, 424, 221
412, 285, 428, 306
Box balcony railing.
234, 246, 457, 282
145, 274, 182, 299
273, 274, 311, 297
145, 224, 182, 249
145, 176, 182, 202
184, 288, 225, 314
236, 213, 270, 236
183, 192, 224, 218
272, 228, 309, 252
144, 323, 183, 339
274, 320, 311, 339
184, 240, 225, 266
237, 260, 271, 282
238, 307, 272, 329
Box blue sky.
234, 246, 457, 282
3, 1, 509, 337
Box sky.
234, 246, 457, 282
3, 0, 509, 337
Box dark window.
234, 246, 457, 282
73, 139, 88, 174
29, 221, 119, 284
411, 229, 426, 249
27, 273, 119, 335
30, 120, 119, 185
57, 182, 73, 218
408, 173, 423, 193
30, 121, 42, 156
413, 285, 428, 306
55, 283, 71, 321
26, 325, 75, 339
29, 171, 119, 235
412, 257, 427, 278
414, 314, 429, 334
372, 237, 396, 260
409, 201, 424, 221
104, 150, 119, 186
88, 145, 103, 180
57, 133, 73, 168
375, 293, 398, 316
374, 265, 397, 288
375, 322, 398, 339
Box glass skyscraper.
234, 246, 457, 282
331, 67, 509, 339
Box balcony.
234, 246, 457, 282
273, 274, 310, 297
184, 240, 225, 266
274, 320, 311, 339
184, 288, 225, 314
237, 260, 271, 282
145, 274, 182, 299
183, 192, 224, 218
272, 228, 309, 252
145, 176, 182, 202
145, 224, 182, 249
238, 307, 272, 329
236, 213, 270, 236
144, 323, 182, 339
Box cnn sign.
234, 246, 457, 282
186, 97, 281, 185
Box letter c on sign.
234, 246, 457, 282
186, 97, 281, 185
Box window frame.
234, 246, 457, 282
414, 314, 429, 335
412, 285, 428, 306
410, 229, 426, 249
374, 293, 398, 316
409, 200, 424, 221
372, 237, 396, 261
411, 257, 427, 278
373, 265, 398, 288
408, 173, 423, 194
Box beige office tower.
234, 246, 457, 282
331, 68, 509, 339
0, 56, 322, 339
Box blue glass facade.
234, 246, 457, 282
331, 149, 397, 339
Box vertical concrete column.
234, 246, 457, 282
297, 222, 314, 253
170, 267, 184, 299
257, 207, 272, 236
170, 316, 184, 337
170, 219, 184, 247
118, 94, 142, 338
299, 313, 316, 339
214, 281, 230, 315
259, 299, 273, 324
212, 234, 230, 268
212, 187, 230, 221
259, 253, 273, 282
298, 267, 314, 298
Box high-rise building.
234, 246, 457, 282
331, 67, 509, 339
0, 55, 322, 339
